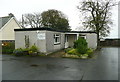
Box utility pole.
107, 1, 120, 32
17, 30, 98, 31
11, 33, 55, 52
22, 14, 24, 28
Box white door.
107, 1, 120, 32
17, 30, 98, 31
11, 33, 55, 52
65, 35, 69, 48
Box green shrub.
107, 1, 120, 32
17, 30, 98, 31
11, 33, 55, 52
29, 45, 38, 52
13, 48, 24, 56
81, 54, 88, 59
22, 48, 29, 52
2, 42, 15, 54
87, 48, 93, 55
12, 45, 39, 56
67, 49, 81, 56
64, 48, 73, 53
2, 49, 13, 54
87, 48, 93, 58
74, 37, 88, 54
67, 49, 77, 55
63, 54, 80, 58
83, 54, 88, 57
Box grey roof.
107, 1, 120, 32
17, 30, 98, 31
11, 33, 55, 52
0, 16, 12, 29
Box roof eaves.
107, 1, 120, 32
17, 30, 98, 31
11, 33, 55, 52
14, 28, 96, 33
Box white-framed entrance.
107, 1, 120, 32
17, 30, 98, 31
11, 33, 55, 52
64, 33, 88, 48
64, 33, 79, 48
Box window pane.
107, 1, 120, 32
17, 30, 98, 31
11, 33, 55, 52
54, 34, 60, 44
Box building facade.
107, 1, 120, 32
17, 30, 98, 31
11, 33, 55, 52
14, 28, 97, 54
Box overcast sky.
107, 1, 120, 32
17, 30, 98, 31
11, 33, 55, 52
0, 0, 119, 38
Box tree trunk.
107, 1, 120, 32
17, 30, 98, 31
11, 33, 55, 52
97, 32, 100, 49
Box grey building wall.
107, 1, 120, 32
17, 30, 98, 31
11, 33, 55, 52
46, 31, 65, 53
15, 30, 65, 54
15, 31, 38, 49
15, 31, 46, 52
15, 31, 26, 49
36, 31, 47, 53
46, 31, 54, 53
60, 33, 65, 49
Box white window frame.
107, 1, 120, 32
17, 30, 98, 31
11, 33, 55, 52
65, 35, 68, 42
54, 34, 60, 45
80, 35, 86, 39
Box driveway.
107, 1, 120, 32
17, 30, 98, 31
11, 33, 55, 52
1, 47, 119, 80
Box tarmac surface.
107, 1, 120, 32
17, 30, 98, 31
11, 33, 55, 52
1, 47, 119, 80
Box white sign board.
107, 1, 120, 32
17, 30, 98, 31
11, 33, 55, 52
37, 33, 45, 40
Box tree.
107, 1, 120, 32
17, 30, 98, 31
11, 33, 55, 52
77, 0, 116, 47
41, 9, 71, 31
20, 13, 42, 28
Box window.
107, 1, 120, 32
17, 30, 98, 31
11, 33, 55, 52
79, 34, 86, 39
54, 34, 60, 44
79, 35, 86, 39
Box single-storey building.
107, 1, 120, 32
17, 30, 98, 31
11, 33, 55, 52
14, 27, 97, 54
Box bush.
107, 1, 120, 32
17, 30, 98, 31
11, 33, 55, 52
83, 54, 88, 57
23, 48, 29, 52
87, 48, 93, 58
64, 48, 73, 53
29, 45, 38, 52
2, 42, 15, 54
28, 45, 39, 56
12, 45, 39, 56
67, 49, 77, 55
67, 49, 82, 57
81, 54, 88, 59
87, 48, 93, 55
2, 49, 13, 54
74, 37, 88, 54
13, 48, 24, 56
63, 54, 80, 58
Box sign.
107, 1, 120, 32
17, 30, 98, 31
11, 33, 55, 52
37, 33, 45, 40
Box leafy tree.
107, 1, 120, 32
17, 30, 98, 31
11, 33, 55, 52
77, 0, 116, 46
20, 13, 42, 28
41, 9, 71, 31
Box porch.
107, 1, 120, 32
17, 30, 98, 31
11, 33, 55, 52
64, 33, 86, 48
